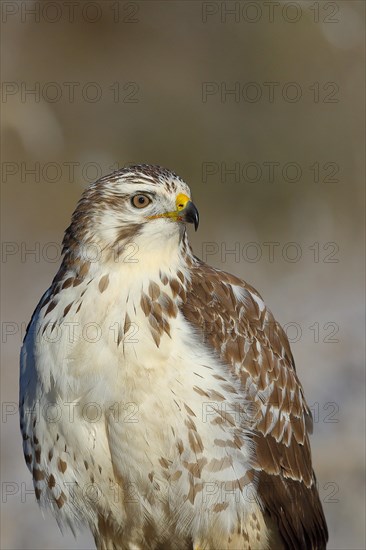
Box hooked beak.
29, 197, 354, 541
148, 193, 199, 231
177, 194, 199, 231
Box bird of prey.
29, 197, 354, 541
20, 165, 328, 550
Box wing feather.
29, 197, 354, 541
181, 259, 328, 549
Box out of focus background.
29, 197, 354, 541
1, 1, 364, 548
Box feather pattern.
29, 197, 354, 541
19, 165, 328, 550
181, 259, 328, 549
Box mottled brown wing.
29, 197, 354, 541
181, 259, 328, 550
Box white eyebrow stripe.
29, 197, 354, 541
127, 178, 156, 185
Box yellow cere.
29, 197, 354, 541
175, 193, 191, 211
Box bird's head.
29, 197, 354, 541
63, 165, 199, 266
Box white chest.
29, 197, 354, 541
21, 267, 260, 542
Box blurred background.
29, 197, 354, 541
1, 1, 364, 548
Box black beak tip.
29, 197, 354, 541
184, 201, 199, 231
194, 212, 199, 231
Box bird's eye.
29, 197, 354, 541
131, 194, 151, 209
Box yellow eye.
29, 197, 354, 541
131, 194, 151, 209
